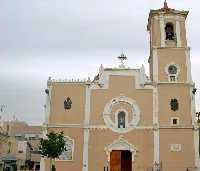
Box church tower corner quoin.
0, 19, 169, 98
41, 2, 199, 171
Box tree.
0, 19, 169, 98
39, 131, 66, 171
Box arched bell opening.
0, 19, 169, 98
165, 22, 175, 40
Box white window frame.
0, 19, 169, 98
114, 109, 129, 129
103, 96, 140, 134
56, 136, 74, 162
170, 144, 182, 152
170, 117, 180, 126
165, 63, 180, 82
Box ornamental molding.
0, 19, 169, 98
45, 124, 195, 130
97, 68, 153, 90
56, 136, 74, 161
103, 96, 140, 133
104, 135, 138, 162
193, 122, 199, 130
153, 15, 185, 22
45, 124, 154, 130
170, 144, 182, 152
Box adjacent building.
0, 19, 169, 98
0, 121, 42, 171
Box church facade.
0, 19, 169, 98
41, 2, 199, 171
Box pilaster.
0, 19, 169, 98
82, 85, 91, 171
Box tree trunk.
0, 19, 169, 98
50, 158, 52, 171
49, 158, 56, 171
52, 158, 56, 171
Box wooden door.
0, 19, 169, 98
110, 150, 132, 171
110, 150, 121, 171
121, 150, 132, 171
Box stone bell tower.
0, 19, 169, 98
147, 1, 199, 170
147, 0, 192, 83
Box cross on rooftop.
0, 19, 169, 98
164, 0, 168, 9
117, 53, 127, 68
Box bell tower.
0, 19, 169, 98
147, 2, 199, 170
147, 1, 192, 84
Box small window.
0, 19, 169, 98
173, 119, 177, 125
168, 65, 177, 75
171, 117, 179, 126
170, 99, 179, 111
168, 65, 177, 82
170, 144, 182, 152
170, 75, 176, 82
118, 111, 126, 128
165, 23, 175, 40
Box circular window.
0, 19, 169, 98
168, 65, 177, 75
103, 96, 140, 133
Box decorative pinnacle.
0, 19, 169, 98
117, 53, 127, 68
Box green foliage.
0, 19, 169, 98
39, 131, 66, 159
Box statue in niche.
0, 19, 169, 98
170, 99, 179, 111
64, 97, 72, 110
118, 111, 126, 128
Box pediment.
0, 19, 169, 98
104, 135, 138, 161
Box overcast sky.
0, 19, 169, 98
0, 0, 199, 125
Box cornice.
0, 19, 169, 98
45, 123, 195, 130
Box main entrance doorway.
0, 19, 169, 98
110, 150, 132, 171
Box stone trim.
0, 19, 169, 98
97, 68, 153, 90
176, 20, 182, 47
159, 126, 193, 129
170, 144, 182, 152
165, 63, 180, 82
104, 135, 138, 162
46, 124, 195, 130
56, 136, 75, 161
46, 124, 82, 128
153, 86, 159, 166
159, 15, 165, 47
103, 96, 140, 133
185, 48, 193, 84
194, 128, 200, 167
170, 117, 180, 126
114, 109, 129, 129
82, 85, 91, 171
152, 49, 158, 82
153, 15, 186, 22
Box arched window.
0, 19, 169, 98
168, 65, 177, 75
59, 136, 74, 161
118, 111, 126, 128
168, 65, 178, 82
165, 23, 175, 40
165, 64, 180, 82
